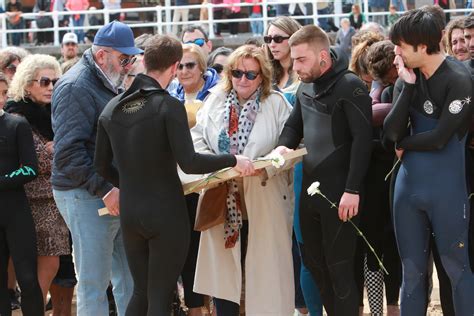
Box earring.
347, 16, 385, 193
320, 60, 326, 67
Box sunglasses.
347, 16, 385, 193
178, 62, 197, 71
103, 49, 137, 67
263, 35, 290, 44
231, 69, 259, 80
211, 63, 224, 74
184, 38, 206, 47
30, 77, 59, 87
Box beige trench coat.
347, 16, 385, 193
191, 86, 295, 316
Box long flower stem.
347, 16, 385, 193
317, 191, 389, 275
384, 158, 401, 182
348, 219, 389, 275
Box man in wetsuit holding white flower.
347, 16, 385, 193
273, 24, 373, 316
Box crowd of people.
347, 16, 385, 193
1, 3, 474, 316
2, 0, 473, 47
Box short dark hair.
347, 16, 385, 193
181, 25, 209, 42
465, 15, 474, 29
289, 25, 330, 50
390, 7, 443, 55
367, 40, 396, 85
144, 35, 183, 72
421, 4, 446, 29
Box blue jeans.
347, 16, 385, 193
53, 188, 133, 316
72, 14, 85, 43
250, 13, 263, 35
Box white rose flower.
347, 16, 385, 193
307, 181, 321, 196
270, 153, 285, 168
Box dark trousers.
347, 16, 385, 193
228, 12, 239, 35
121, 206, 190, 315
0, 193, 43, 316
213, 221, 248, 316
181, 194, 204, 308
300, 175, 360, 316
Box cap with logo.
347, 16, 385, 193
93, 21, 143, 55
62, 32, 78, 45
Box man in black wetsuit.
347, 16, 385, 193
274, 25, 373, 316
384, 8, 474, 315
94, 34, 253, 316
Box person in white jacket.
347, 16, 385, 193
191, 45, 295, 316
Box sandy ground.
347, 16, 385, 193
12, 269, 444, 316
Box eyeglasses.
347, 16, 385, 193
30, 77, 59, 87
178, 62, 197, 71
103, 49, 137, 68
211, 63, 224, 74
4, 64, 16, 74
263, 35, 290, 44
184, 38, 206, 47
231, 69, 260, 80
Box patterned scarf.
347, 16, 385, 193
218, 88, 260, 248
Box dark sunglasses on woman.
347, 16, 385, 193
30, 77, 59, 87
211, 63, 224, 74
231, 69, 259, 80
178, 62, 197, 71
184, 38, 206, 47
263, 35, 290, 44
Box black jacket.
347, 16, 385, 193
94, 74, 236, 215
278, 48, 373, 194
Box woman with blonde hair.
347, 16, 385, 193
263, 16, 301, 90
5, 54, 70, 306
192, 45, 295, 316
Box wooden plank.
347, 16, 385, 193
182, 148, 307, 194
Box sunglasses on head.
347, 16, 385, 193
231, 69, 259, 80
178, 62, 197, 71
263, 35, 290, 44
184, 38, 206, 47
30, 77, 59, 87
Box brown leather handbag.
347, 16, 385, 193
194, 183, 228, 232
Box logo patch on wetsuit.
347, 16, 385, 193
449, 100, 463, 114
122, 98, 146, 114
448, 97, 471, 114
353, 87, 366, 97
423, 100, 434, 114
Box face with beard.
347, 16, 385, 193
464, 27, 474, 60
450, 28, 469, 61
291, 43, 324, 83
102, 49, 136, 88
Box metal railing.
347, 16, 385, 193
0, 0, 473, 48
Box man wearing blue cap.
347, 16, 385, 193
51, 21, 142, 316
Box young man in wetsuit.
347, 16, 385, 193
274, 25, 373, 315
94, 34, 254, 315
384, 7, 474, 315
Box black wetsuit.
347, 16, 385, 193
94, 74, 236, 316
278, 49, 373, 316
384, 57, 474, 315
0, 112, 43, 316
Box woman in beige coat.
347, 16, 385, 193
191, 45, 295, 316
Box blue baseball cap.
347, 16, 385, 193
94, 21, 143, 55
